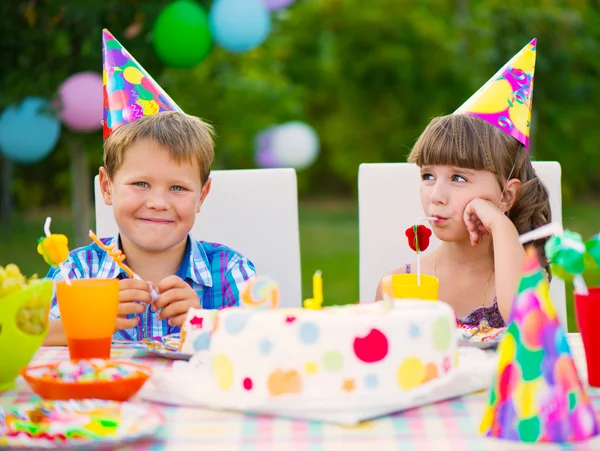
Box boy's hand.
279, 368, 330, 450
153, 275, 200, 327
463, 198, 510, 246
116, 278, 152, 331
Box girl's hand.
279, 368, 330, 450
463, 198, 509, 246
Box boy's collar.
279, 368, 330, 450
98, 235, 213, 287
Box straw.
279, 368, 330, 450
518, 222, 563, 244
518, 223, 589, 295
88, 230, 159, 301
415, 217, 436, 286
44, 217, 71, 285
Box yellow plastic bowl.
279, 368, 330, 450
0, 279, 53, 391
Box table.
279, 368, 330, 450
2, 335, 599, 451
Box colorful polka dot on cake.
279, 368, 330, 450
212, 354, 233, 391
192, 332, 211, 352
299, 322, 320, 344
322, 350, 344, 372
305, 362, 318, 375
432, 316, 453, 351
267, 370, 302, 396
353, 329, 388, 363
224, 311, 250, 335
397, 357, 425, 391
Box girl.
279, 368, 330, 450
376, 113, 551, 327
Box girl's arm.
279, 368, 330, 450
464, 198, 525, 322
490, 218, 525, 321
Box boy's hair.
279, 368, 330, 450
103, 111, 215, 185
408, 113, 551, 268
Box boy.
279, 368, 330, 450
43, 30, 256, 345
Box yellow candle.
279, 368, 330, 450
313, 270, 323, 305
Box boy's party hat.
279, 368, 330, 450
102, 28, 182, 140
455, 39, 536, 149
480, 247, 598, 443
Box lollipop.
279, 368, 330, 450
240, 275, 280, 309
545, 230, 586, 280
584, 233, 600, 271
519, 223, 588, 295
37, 217, 71, 283
88, 231, 159, 301
405, 217, 434, 285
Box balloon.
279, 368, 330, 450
152, 0, 212, 69
0, 97, 61, 164
254, 128, 280, 168
58, 72, 103, 132
270, 122, 320, 170
262, 0, 295, 10
210, 0, 271, 53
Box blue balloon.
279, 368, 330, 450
209, 0, 271, 53
0, 97, 61, 164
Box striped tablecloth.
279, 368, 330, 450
1, 334, 599, 451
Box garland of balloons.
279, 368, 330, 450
0, 0, 315, 170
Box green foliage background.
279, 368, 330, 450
1, 0, 599, 205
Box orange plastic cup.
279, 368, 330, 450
381, 274, 439, 301
56, 279, 119, 360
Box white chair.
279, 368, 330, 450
94, 168, 302, 308
358, 162, 567, 327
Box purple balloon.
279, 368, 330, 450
262, 0, 295, 11
58, 72, 103, 132
254, 128, 280, 168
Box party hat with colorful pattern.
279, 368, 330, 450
102, 28, 182, 140
480, 247, 598, 443
455, 39, 536, 149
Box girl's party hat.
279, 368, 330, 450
480, 247, 598, 443
102, 28, 182, 140
455, 39, 536, 149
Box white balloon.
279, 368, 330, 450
270, 121, 320, 170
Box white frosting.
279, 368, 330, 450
180, 300, 457, 403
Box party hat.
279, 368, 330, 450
480, 247, 598, 443
102, 28, 182, 140
455, 39, 536, 149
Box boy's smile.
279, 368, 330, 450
99, 138, 210, 254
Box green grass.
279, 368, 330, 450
2, 199, 598, 331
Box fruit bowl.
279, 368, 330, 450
21, 359, 152, 401
0, 277, 53, 391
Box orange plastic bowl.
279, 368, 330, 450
20, 360, 152, 401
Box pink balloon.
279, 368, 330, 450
58, 72, 103, 132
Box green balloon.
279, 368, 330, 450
152, 0, 212, 69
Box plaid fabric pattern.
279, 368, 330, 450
2, 336, 598, 450
47, 235, 256, 341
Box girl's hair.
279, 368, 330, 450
408, 113, 551, 269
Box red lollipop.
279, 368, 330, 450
405, 225, 432, 253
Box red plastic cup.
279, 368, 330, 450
574, 287, 600, 387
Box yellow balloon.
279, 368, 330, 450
123, 66, 144, 84
139, 99, 159, 115
212, 354, 234, 391
397, 357, 425, 391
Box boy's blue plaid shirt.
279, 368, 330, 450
47, 235, 256, 341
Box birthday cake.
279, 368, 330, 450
180, 299, 458, 401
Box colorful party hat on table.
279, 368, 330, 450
455, 38, 536, 149
102, 28, 182, 140
480, 247, 598, 443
